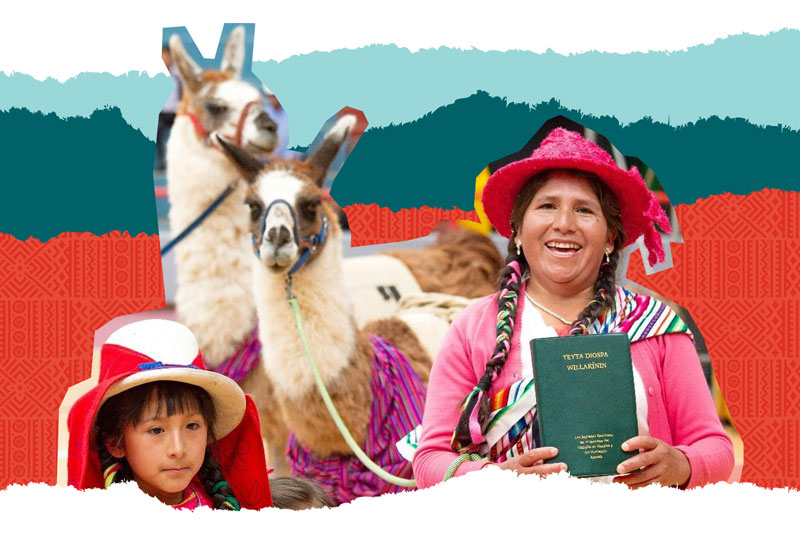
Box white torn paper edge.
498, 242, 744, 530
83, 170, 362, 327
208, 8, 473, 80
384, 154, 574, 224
2, 469, 797, 532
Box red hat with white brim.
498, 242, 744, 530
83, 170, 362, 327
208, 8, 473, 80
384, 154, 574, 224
66, 319, 272, 509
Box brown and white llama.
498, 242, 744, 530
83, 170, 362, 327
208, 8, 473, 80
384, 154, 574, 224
165, 27, 292, 473
166, 27, 503, 481
382, 229, 505, 299
214, 117, 432, 503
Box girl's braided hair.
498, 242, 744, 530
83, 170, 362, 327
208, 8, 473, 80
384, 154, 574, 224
452, 170, 626, 453
95, 380, 242, 510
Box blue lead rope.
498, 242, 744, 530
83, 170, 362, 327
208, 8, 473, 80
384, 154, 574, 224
160, 184, 236, 256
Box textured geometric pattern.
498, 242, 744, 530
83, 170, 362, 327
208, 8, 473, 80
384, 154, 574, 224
343, 204, 480, 246
0, 232, 165, 489
3, 190, 797, 489
626, 189, 800, 489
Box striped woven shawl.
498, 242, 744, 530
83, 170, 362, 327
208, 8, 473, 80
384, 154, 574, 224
398, 287, 691, 463
483, 286, 692, 460
287, 335, 426, 504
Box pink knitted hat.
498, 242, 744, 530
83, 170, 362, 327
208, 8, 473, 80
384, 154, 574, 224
482, 127, 672, 266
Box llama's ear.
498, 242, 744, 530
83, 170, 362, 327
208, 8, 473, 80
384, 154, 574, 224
169, 34, 203, 94
221, 25, 245, 79
214, 133, 263, 183
307, 114, 356, 187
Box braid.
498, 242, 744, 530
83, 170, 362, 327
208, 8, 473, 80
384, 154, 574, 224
567, 248, 620, 335
451, 241, 524, 453
197, 448, 241, 511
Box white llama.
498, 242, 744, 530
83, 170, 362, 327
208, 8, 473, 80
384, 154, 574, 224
165, 27, 290, 472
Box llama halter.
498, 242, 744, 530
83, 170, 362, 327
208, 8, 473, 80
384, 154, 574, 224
253, 198, 329, 279
186, 99, 263, 150
161, 100, 267, 257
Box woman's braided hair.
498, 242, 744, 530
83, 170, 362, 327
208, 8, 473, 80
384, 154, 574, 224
452, 169, 626, 453
451, 255, 523, 452
94, 381, 242, 510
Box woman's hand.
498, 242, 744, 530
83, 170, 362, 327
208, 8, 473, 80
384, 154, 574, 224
614, 436, 691, 489
490, 447, 567, 476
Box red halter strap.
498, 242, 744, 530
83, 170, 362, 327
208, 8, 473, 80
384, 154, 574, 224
184, 99, 262, 149
235, 100, 261, 147
186, 111, 210, 140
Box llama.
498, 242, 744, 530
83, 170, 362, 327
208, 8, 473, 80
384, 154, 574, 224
165, 27, 503, 480
214, 117, 432, 503
382, 229, 505, 299
167, 26, 279, 369
165, 26, 292, 473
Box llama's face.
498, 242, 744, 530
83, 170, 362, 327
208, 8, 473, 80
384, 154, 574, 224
216, 112, 356, 274
186, 75, 279, 157
170, 28, 279, 157
246, 161, 330, 273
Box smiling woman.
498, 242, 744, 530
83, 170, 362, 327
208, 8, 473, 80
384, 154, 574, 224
412, 126, 734, 490
514, 171, 618, 316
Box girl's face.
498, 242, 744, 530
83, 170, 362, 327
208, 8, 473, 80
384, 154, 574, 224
108, 394, 208, 505
517, 171, 614, 297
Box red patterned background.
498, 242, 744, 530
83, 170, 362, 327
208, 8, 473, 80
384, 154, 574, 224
344, 204, 480, 245
1, 188, 798, 489
0, 232, 164, 488
626, 189, 800, 488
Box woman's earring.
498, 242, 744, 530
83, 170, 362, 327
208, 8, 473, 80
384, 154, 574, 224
604, 250, 611, 265
516, 240, 522, 256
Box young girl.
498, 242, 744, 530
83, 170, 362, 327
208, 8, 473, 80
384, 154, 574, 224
67, 319, 273, 510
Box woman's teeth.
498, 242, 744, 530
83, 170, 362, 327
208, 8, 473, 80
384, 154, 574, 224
546, 242, 581, 251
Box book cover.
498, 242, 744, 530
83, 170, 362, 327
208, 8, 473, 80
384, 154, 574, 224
531, 333, 638, 477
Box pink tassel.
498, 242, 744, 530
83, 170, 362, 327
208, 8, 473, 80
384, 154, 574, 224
647, 192, 672, 234
642, 192, 671, 266
644, 225, 665, 266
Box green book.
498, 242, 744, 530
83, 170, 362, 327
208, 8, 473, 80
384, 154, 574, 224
531, 333, 638, 477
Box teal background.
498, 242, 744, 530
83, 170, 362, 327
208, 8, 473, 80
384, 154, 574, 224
332, 93, 800, 210
1, 29, 798, 239
0, 107, 157, 240
2, 30, 798, 145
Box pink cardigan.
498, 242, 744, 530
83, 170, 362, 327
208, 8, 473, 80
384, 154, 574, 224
412, 289, 734, 489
